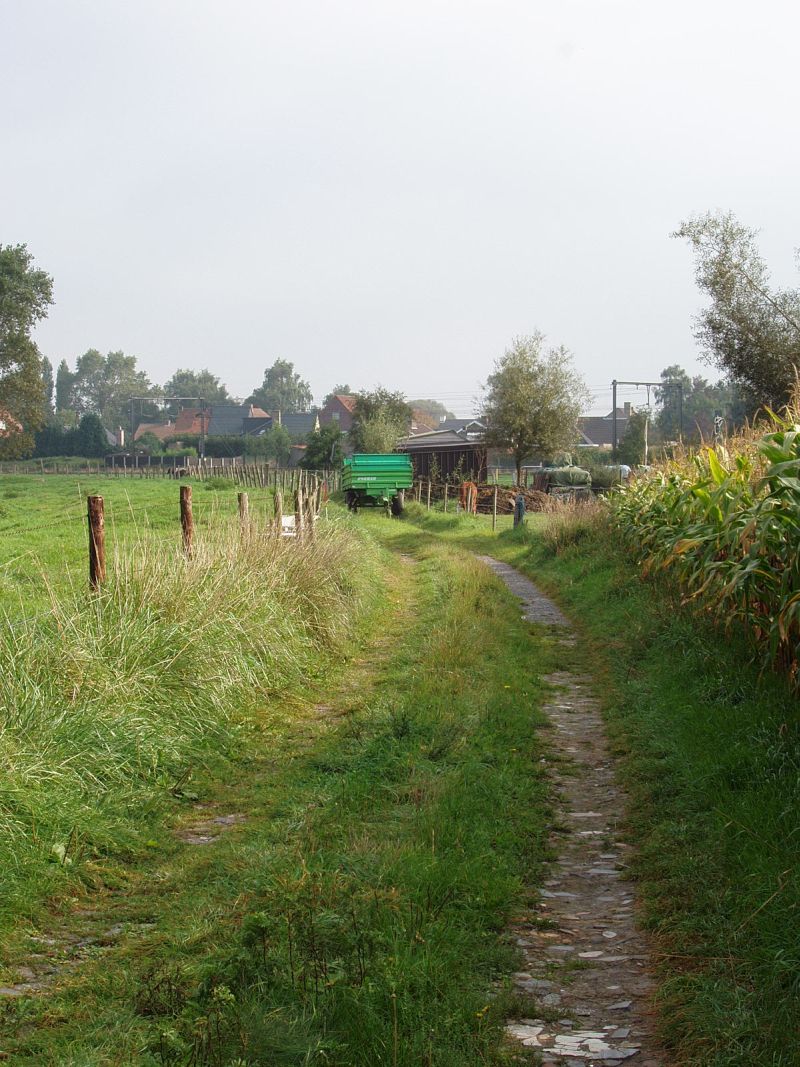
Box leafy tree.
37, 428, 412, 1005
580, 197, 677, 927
323, 384, 353, 406
0, 244, 54, 457
244, 425, 292, 465
300, 423, 344, 469
408, 399, 455, 422
163, 368, 230, 407
76, 414, 110, 457
674, 212, 800, 412
249, 359, 312, 415
482, 333, 590, 483
33, 413, 109, 457
41, 356, 54, 413
616, 411, 648, 466
349, 388, 412, 453
67, 349, 158, 428
655, 364, 739, 442
135, 431, 164, 455
55, 359, 75, 413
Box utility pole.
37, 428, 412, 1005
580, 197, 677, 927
610, 379, 683, 454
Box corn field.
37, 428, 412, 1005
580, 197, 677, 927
614, 411, 800, 679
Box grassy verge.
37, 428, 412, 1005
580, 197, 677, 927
2, 506, 554, 1066
403, 503, 800, 1066
0, 500, 380, 936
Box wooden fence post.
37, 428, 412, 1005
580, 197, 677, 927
87, 495, 106, 589
274, 490, 283, 536
427, 480, 432, 509
180, 485, 194, 557
295, 487, 304, 539
492, 484, 498, 531
443, 482, 448, 512
238, 492, 250, 541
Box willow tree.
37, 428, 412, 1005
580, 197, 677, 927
482, 333, 590, 483
0, 244, 54, 457
674, 212, 800, 413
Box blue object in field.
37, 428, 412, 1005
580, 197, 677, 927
514, 492, 526, 527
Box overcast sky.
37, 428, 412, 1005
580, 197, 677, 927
4, 0, 799, 415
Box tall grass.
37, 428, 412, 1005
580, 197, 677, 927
0, 517, 380, 929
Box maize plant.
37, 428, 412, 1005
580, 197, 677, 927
614, 412, 800, 680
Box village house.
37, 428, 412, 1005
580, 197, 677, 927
318, 393, 357, 432
577, 404, 632, 449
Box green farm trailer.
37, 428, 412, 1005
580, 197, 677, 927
342, 454, 413, 515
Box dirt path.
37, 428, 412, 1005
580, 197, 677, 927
479, 557, 663, 1067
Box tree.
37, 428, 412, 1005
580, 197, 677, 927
300, 423, 344, 469
249, 359, 312, 414
135, 431, 164, 455
0, 244, 54, 457
349, 388, 412, 453
76, 414, 110, 458
41, 356, 54, 413
616, 411, 648, 466
408, 399, 455, 422
482, 333, 590, 483
244, 425, 292, 465
68, 349, 157, 428
163, 368, 230, 407
655, 364, 738, 442
55, 359, 75, 413
323, 384, 353, 406
674, 212, 800, 413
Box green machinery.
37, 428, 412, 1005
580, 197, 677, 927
341, 453, 413, 515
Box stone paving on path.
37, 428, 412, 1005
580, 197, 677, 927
478, 557, 663, 1067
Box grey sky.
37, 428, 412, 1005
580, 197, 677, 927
4, 0, 799, 415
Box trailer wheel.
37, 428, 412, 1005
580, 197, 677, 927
390, 492, 404, 516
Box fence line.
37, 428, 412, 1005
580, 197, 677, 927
0, 458, 340, 491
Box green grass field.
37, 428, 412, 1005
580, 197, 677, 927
0, 474, 281, 617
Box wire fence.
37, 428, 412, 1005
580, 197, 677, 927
0, 458, 341, 493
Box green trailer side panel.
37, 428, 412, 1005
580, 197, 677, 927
342, 454, 413, 497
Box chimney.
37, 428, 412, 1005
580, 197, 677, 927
623, 402, 631, 418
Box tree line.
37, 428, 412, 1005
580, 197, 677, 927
3, 210, 800, 463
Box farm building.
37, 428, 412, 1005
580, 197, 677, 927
397, 429, 487, 481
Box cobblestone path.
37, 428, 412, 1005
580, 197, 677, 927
479, 557, 663, 1067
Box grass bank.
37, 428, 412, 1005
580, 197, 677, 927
405, 503, 800, 1066
0, 502, 380, 936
